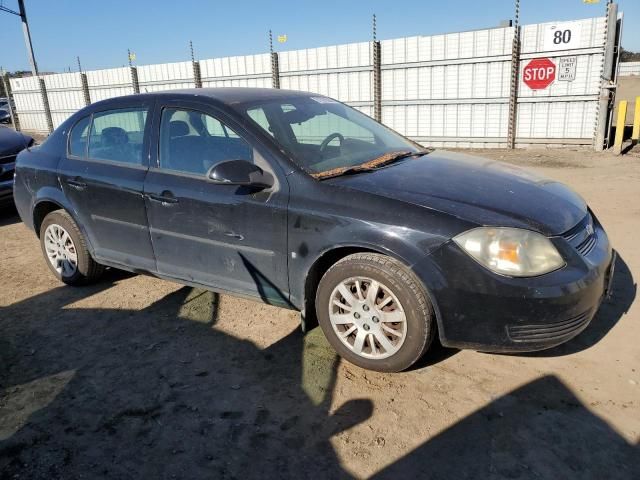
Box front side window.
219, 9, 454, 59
247, 108, 275, 137
69, 115, 91, 157
244, 97, 419, 174
159, 108, 252, 175
88, 107, 148, 165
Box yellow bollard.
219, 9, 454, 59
633, 97, 640, 144
613, 100, 628, 155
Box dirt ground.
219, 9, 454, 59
1, 147, 639, 479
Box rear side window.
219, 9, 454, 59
88, 107, 148, 165
159, 108, 253, 175
69, 115, 91, 157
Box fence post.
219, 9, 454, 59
269, 30, 280, 89
38, 77, 53, 134
271, 52, 280, 89
80, 72, 91, 106
372, 41, 382, 123
130, 66, 140, 94
507, 1, 521, 149
271, 53, 281, 89
193, 61, 203, 88
1, 72, 21, 131
632, 96, 640, 145
190, 41, 202, 88
372, 14, 382, 123
613, 100, 627, 154
594, 2, 619, 151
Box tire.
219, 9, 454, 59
39, 210, 104, 285
315, 253, 435, 372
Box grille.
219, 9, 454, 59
562, 213, 597, 256
507, 310, 592, 342
576, 234, 597, 256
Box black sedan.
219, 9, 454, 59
1, 127, 33, 207
13, 88, 614, 372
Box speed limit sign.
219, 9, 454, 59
543, 21, 583, 51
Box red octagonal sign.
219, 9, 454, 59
523, 58, 556, 90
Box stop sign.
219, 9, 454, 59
523, 58, 556, 90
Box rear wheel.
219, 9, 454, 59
315, 253, 435, 372
40, 210, 104, 285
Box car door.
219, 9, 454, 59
143, 101, 290, 305
59, 102, 156, 271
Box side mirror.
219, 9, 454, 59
208, 159, 273, 189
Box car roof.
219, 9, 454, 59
90, 87, 316, 110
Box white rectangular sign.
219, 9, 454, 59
558, 56, 578, 81
543, 21, 583, 51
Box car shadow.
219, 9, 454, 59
410, 337, 459, 370
518, 252, 636, 358
372, 374, 639, 479
0, 279, 370, 479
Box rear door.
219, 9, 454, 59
143, 100, 290, 305
59, 102, 155, 271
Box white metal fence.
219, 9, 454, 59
619, 61, 640, 76
9, 14, 617, 148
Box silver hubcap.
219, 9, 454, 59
44, 224, 78, 277
329, 277, 407, 360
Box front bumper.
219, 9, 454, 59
416, 215, 613, 352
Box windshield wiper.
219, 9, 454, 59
312, 149, 432, 180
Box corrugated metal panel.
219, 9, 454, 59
138, 61, 194, 92
44, 73, 86, 128
201, 53, 271, 77
516, 101, 596, 139
202, 77, 272, 89
279, 42, 372, 104
379, 27, 514, 144
199, 53, 272, 89
8, 76, 45, 131
85, 67, 135, 102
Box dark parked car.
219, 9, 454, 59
0, 99, 11, 124
1, 127, 33, 207
13, 88, 615, 372
0, 109, 12, 124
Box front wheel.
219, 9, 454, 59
315, 253, 435, 372
40, 210, 104, 285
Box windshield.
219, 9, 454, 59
242, 96, 421, 174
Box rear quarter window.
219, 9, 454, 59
68, 115, 91, 157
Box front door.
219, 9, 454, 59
59, 104, 155, 271
143, 102, 290, 305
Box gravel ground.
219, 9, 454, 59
0, 147, 639, 479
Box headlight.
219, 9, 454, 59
453, 227, 565, 277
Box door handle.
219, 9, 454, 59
66, 177, 87, 190
147, 191, 178, 206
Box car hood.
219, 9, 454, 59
0, 127, 33, 156
325, 150, 587, 236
